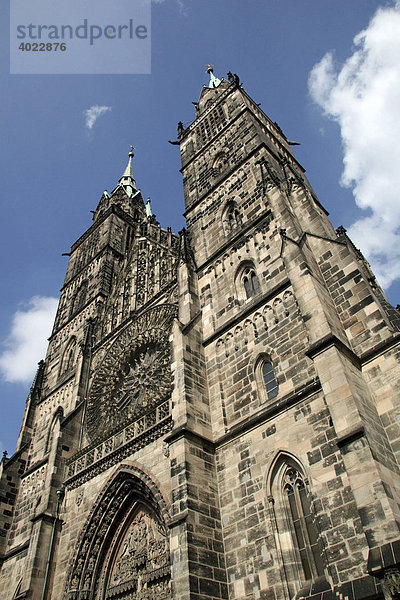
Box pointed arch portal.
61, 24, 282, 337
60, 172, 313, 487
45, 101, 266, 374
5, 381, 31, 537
65, 466, 171, 600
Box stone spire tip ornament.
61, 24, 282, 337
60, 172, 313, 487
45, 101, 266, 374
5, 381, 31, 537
119, 146, 137, 195
206, 64, 221, 89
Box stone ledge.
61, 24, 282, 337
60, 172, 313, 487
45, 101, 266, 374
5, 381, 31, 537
360, 334, 400, 366
65, 415, 173, 490
217, 377, 321, 447
167, 509, 189, 528
336, 426, 365, 449
296, 575, 381, 600
306, 333, 360, 367
203, 277, 291, 347
20, 456, 48, 480
164, 425, 214, 450
30, 511, 57, 525
0, 540, 29, 564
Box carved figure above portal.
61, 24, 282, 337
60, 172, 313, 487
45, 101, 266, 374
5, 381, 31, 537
105, 506, 170, 600
65, 468, 171, 600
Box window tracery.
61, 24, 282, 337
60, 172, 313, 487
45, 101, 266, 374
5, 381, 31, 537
268, 455, 324, 589
60, 336, 77, 374
214, 152, 229, 175
242, 266, 260, 298
222, 201, 241, 234
235, 262, 260, 303
71, 280, 88, 316
283, 467, 324, 580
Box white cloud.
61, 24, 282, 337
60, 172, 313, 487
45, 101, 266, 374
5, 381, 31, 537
308, 2, 400, 289
0, 296, 58, 384
152, 0, 188, 12
84, 105, 112, 130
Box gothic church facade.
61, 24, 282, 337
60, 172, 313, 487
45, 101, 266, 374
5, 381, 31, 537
1, 70, 400, 600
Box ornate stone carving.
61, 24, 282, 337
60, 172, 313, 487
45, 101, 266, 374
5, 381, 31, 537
65, 468, 171, 600
86, 304, 177, 442
65, 411, 173, 489
111, 345, 170, 412
106, 507, 170, 599
382, 568, 400, 600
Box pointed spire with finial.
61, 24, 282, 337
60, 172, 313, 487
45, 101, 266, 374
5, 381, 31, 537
119, 146, 137, 196
206, 65, 221, 88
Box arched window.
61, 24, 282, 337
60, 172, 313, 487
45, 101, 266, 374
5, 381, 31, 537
242, 266, 259, 299
283, 466, 324, 580
268, 454, 324, 590
222, 201, 241, 235
60, 337, 77, 375
71, 280, 88, 316
261, 360, 278, 400
255, 355, 278, 402
213, 151, 229, 176
227, 206, 240, 231
235, 262, 260, 303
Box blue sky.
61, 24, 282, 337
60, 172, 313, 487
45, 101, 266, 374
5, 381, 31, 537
1, 0, 400, 454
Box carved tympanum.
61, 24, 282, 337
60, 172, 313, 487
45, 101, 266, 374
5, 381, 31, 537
106, 506, 170, 600
65, 468, 171, 600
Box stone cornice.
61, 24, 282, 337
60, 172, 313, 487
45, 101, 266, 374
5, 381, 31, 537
164, 378, 321, 451
203, 278, 291, 347
360, 333, 400, 366
0, 541, 29, 565
64, 410, 173, 490
196, 209, 273, 274
20, 456, 48, 480
216, 377, 322, 447
305, 333, 361, 368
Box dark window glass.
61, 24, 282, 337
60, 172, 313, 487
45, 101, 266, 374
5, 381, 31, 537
242, 268, 259, 298
262, 362, 278, 400
251, 272, 260, 294
244, 276, 251, 299
284, 468, 324, 580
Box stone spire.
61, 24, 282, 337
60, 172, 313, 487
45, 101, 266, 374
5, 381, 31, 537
119, 146, 137, 197
206, 65, 221, 88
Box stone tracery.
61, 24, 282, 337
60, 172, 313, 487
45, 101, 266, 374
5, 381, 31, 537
65, 467, 171, 600
86, 304, 177, 442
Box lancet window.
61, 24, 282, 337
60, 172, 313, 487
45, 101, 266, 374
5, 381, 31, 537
243, 266, 260, 298
268, 455, 324, 589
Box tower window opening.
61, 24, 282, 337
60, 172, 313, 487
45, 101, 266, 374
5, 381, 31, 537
60, 337, 77, 375
217, 156, 229, 174
284, 467, 324, 580
224, 203, 240, 233
243, 267, 259, 299
262, 361, 278, 400
71, 281, 88, 316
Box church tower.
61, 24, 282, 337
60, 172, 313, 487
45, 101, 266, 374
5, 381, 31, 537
1, 70, 400, 600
